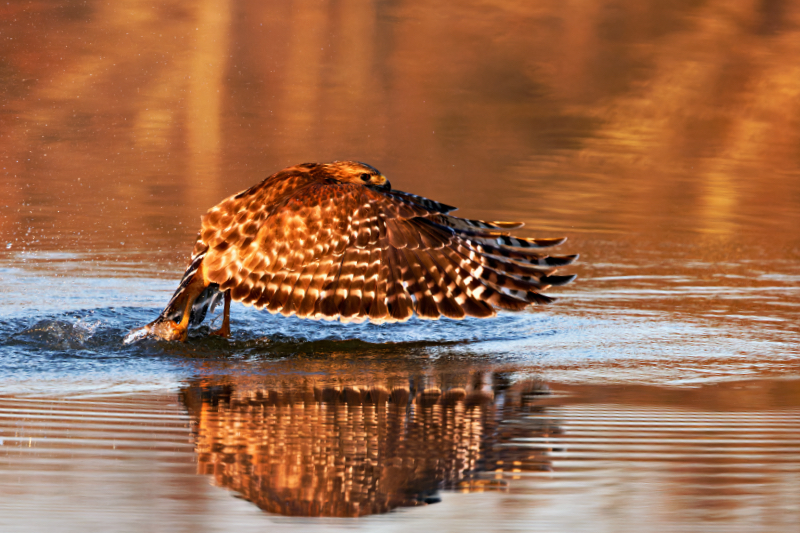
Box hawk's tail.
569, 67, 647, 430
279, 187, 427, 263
158, 251, 224, 327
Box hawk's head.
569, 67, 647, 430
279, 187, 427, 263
321, 161, 391, 191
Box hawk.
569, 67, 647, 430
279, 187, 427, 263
127, 161, 576, 342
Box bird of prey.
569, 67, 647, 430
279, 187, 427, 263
127, 161, 576, 342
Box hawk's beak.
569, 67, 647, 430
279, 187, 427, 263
377, 174, 391, 190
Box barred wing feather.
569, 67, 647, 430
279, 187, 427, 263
195, 179, 575, 324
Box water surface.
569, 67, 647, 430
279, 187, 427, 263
2, 0, 800, 531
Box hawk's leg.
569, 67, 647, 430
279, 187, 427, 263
144, 261, 211, 342
210, 290, 231, 338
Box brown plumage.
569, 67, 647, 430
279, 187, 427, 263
127, 161, 577, 342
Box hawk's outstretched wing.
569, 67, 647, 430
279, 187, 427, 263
186, 165, 576, 325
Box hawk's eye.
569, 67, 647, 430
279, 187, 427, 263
360, 173, 371, 182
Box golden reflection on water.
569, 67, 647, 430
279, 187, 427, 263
176, 372, 800, 520
180, 373, 557, 517
1, 374, 799, 526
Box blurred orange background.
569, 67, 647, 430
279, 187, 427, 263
1, 0, 799, 263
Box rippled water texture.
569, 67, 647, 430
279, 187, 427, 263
2, 1, 800, 531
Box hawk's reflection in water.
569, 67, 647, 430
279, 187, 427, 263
179, 372, 562, 517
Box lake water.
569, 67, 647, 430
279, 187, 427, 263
2, 1, 800, 531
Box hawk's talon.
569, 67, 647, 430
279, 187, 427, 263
148, 319, 188, 342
